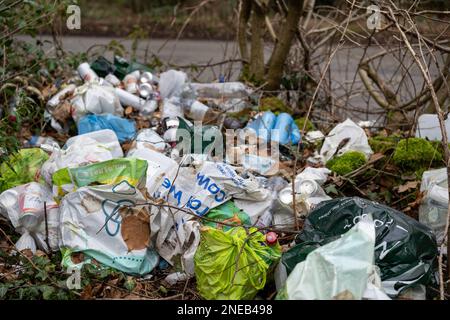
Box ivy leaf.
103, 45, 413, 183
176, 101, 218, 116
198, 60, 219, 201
325, 184, 339, 195
0, 285, 8, 298
40, 285, 55, 300
35, 269, 48, 281
124, 277, 136, 291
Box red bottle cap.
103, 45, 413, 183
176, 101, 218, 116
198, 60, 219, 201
265, 232, 278, 245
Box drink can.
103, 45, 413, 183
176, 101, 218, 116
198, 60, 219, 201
297, 179, 318, 196
124, 73, 139, 94
77, 62, 99, 83
138, 83, 154, 99
140, 71, 159, 85
105, 73, 121, 87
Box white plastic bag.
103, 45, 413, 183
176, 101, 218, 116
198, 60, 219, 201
280, 217, 376, 300
70, 83, 123, 122
127, 129, 167, 154
150, 207, 200, 276
59, 183, 159, 275
320, 119, 373, 163
65, 129, 123, 158
126, 148, 178, 196
41, 135, 118, 186
0, 182, 59, 253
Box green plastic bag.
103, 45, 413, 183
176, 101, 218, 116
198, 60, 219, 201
0, 148, 49, 193
52, 158, 147, 199
204, 201, 252, 231
194, 226, 281, 300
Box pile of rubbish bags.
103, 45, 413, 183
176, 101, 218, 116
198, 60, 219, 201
0, 56, 441, 300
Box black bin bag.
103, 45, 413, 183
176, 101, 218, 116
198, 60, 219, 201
286, 197, 438, 296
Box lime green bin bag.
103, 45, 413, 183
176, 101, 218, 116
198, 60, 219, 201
194, 226, 281, 300
0, 148, 49, 193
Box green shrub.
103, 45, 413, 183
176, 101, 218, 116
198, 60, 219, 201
326, 151, 367, 176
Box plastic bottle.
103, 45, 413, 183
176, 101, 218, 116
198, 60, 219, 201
190, 82, 251, 99
183, 100, 220, 122
18, 183, 46, 231
419, 184, 448, 245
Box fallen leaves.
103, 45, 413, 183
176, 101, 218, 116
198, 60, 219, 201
396, 181, 420, 193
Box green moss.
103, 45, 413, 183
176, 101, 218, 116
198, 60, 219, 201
368, 135, 401, 154
295, 117, 316, 132
326, 151, 367, 176
259, 97, 290, 113
392, 138, 443, 172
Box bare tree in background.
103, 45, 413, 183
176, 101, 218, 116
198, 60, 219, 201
238, 0, 316, 91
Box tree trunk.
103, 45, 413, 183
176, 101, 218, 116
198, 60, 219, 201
249, 3, 265, 83
266, 0, 304, 91
237, 0, 252, 63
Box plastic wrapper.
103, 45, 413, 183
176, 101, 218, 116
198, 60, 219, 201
52, 158, 147, 199
419, 185, 447, 245
65, 129, 123, 159
203, 201, 252, 231
159, 70, 189, 100
126, 148, 178, 196
150, 208, 200, 276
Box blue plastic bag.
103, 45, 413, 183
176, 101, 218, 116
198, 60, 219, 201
246, 111, 301, 145
78, 114, 136, 143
